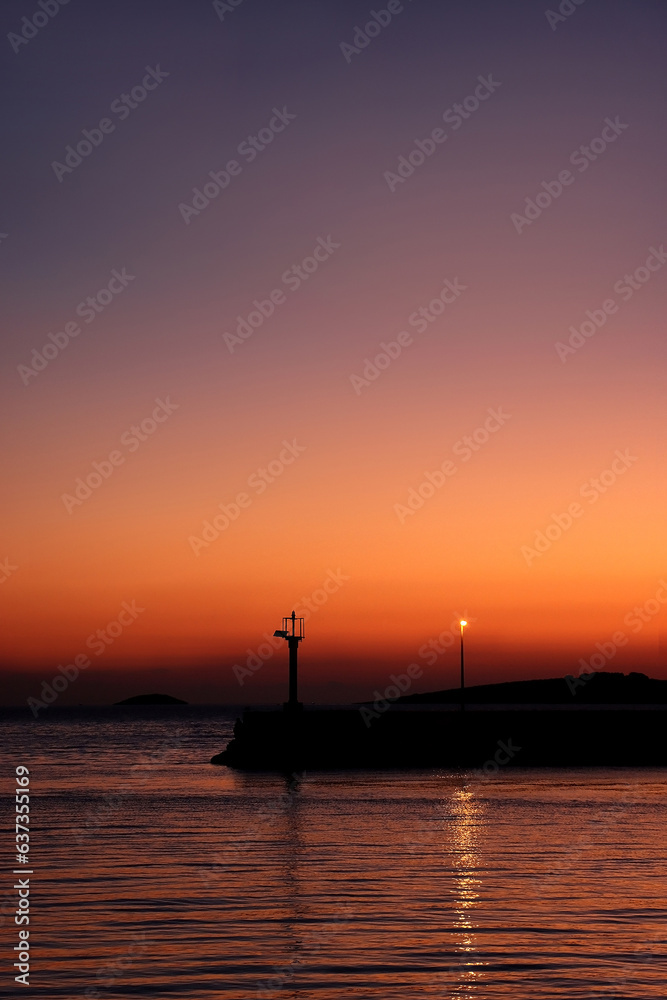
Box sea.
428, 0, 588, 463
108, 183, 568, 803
1, 705, 665, 999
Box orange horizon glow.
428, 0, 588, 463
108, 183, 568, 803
2, 1, 665, 706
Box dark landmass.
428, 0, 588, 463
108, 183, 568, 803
212, 672, 667, 770
213, 702, 667, 770
398, 671, 667, 704
114, 693, 188, 705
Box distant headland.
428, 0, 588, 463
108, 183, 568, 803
397, 671, 667, 705
114, 693, 188, 705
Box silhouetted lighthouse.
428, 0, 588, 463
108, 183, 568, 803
273, 611, 304, 711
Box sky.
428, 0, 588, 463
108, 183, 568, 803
1, 0, 666, 706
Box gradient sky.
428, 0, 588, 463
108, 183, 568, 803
2, 0, 666, 705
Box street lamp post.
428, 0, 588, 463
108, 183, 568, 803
459, 620, 468, 711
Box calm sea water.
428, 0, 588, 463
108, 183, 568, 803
1, 706, 666, 999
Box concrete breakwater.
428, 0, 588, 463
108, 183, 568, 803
211, 704, 667, 770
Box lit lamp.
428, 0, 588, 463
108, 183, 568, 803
459, 620, 468, 712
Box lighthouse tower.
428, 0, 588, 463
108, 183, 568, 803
273, 611, 304, 712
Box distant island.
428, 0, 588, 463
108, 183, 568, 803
397, 671, 667, 705
114, 693, 188, 705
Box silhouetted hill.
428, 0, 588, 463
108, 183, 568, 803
398, 671, 667, 705
114, 693, 187, 705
